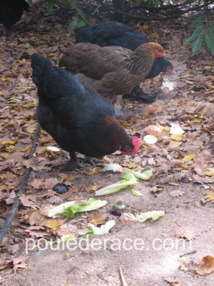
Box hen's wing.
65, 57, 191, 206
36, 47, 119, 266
59, 43, 132, 80
32, 53, 117, 155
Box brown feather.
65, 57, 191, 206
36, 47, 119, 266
59, 42, 165, 98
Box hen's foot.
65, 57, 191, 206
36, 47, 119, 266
60, 153, 82, 171
123, 92, 157, 103
60, 160, 82, 171
85, 157, 103, 166
123, 86, 158, 103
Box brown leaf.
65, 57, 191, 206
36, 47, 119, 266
170, 190, 184, 197
11, 256, 29, 273
43, 178, 59, 189
30, 178, 44, 189
48, 195, 64, 205
171, 226, 196, 240
19, 195, 38, 209
144, 105, 158, 118
23, 227, 47, 238
168, 182, 180, 187
151, 185, 165, 193
82, 167, 101, 176
5, 191, 16, 204
85, 184, 104, 194
7, 244, 20, 255
25, 210, 46, 226
195, 255, 214, 275
88, 212, 106, 226
193, 157, 208, 176
164, 277, 181, 286
204, 191, 214, 202
44, 219, 64, 229
54, 223, 78, 237
148, 157, 156, 165
192, 174, 214, 184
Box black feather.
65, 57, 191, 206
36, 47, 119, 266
75, 21, 173, 80
0, 0, 28, 32
31, 53, 133, 169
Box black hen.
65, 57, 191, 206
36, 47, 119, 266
31, 53, 140, 170
0, 0, 28, 35
75, 21, 149, 51
75, 21, 173, 102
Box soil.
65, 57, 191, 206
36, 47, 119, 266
0, 2, 214, 286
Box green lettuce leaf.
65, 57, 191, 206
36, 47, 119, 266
95, 173, 138, 196
48, 198, 107, 217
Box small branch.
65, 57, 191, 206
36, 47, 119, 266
115, 2, 213, 21
126, 0, 213, 11
119, 266, 127, 286
8, 79, 18, 92
180, 250, 197, 257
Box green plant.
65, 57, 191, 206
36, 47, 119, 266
34, 0, 88, 28
69, 0, 88, 29
185, 14, 214, 54
38, 0, 58, 13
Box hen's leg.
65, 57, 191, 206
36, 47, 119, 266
123, 85, 157, 103
60, 153, 82, 171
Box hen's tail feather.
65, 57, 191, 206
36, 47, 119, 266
31, 53, 51, 87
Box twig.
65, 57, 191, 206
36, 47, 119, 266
91, 0, 107, 15
119, 266, 127, 286
8, 79, 18, 92
180, 250, 197, 257
114, 2, 213, 21
0, 124, 41, 243
127, 0, 213, 11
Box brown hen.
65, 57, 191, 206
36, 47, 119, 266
59, 42, 165, 99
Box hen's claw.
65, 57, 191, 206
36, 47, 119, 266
85, 157, 103, 166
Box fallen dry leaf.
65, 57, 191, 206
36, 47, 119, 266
88, 212, 106, 226
11, 256, 29, 273
164, 277, 181, 286
204, 191, 214, 202
195, 255, 214, 276
171, 226, 196, 240
169, 190, 184, 197
119, 213, 137, 224
19, 195, 39, 209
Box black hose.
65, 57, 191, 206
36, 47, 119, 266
0, 124, 41, 243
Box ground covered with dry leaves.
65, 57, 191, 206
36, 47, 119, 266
0, 3, 214, 286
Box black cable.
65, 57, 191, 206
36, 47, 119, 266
0, 124, 41, 243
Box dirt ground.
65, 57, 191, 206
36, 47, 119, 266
2, 182, 214, 285
0, 2, 214, 286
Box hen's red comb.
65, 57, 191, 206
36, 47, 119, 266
132, 136, 141, 154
